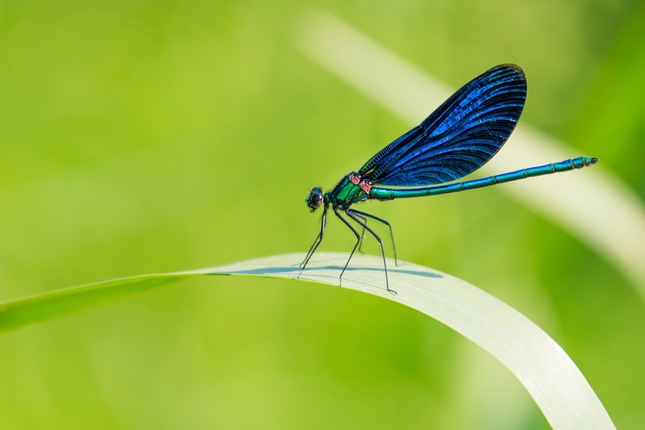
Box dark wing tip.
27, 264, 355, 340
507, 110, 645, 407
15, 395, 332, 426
496, 63, 526, 77
492, 64, 527, 90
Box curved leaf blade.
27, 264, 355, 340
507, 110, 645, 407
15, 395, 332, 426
0, 253, 615, 429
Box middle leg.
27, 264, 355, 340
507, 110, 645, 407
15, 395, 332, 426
349, 208, 398, 266
345, 209, 393, 293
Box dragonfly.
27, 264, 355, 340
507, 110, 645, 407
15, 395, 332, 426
301, 64, 597, 293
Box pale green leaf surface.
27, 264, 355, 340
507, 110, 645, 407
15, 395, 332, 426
0, 252, 614, 429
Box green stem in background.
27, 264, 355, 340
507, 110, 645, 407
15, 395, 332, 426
0, 253, 615, 430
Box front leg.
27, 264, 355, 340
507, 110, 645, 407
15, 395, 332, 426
299, 206, 328, 274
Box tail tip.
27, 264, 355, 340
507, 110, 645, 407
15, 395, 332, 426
589, 157, 599, 166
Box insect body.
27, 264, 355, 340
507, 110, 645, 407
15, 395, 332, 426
301, 64, 597, 292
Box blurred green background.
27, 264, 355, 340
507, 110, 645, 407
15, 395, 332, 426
1, 0, 644, 429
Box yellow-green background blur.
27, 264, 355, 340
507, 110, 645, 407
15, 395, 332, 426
1, 1, 643, 429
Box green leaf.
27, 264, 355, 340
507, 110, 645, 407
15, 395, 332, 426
0, 253, 614, 429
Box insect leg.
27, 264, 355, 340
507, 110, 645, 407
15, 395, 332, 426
352, 212, 368, 254
346, 209, 393, 293
349, 209, 398, 266
332, 206, 361, 286
299, 206, 327, 274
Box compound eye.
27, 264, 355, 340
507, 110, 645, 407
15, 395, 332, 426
306, 187, 324, 211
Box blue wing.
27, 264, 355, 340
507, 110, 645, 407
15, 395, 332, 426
358, 64, 527, 186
